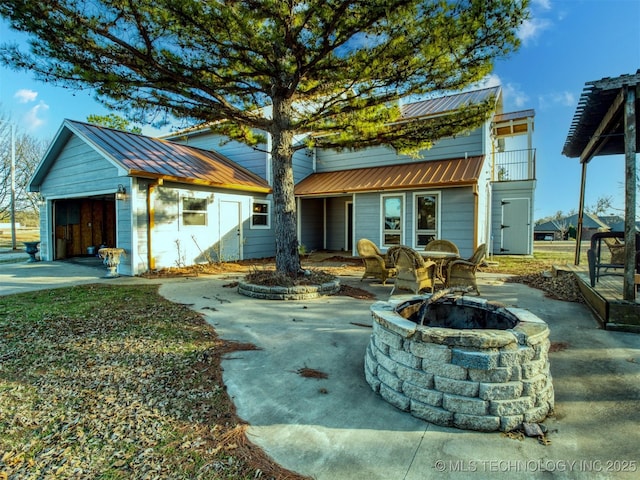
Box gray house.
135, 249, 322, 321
169, 86, 537, 259
31, 86, 536, 275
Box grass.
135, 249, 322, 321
0, 284, 308, 480
482, 247, 588, 275
0, 228, 40, 250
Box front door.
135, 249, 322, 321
501, 198, 530, 254
219, 200, 242, 261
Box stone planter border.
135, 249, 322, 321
238, 279, 340, 300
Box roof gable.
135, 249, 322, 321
31, 120, 271, 193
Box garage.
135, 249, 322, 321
53, 197, 116, 259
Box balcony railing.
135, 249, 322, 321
492, 148, 536, 182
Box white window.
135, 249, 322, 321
181, 196, 208, 226
251, 200, 270, 229
414, 192, 440, 247
381, 194, 403, 246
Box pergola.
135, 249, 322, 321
562, 71, 639, 300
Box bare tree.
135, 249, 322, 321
1, 121, 48, 220
586, 196, 613, 216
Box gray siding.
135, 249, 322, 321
326, 196, 351, 251
352, 188, 477, 258
316, 127, 484, 172
299, 198, 324, 251
39, 136, 123, 197
439, 187, 476, 258
115, 190, 133, 275
293, 148, 314, 183
243, 193, 276, 260
490, 180, 535, 255
354, 193, 382, 249
38, 202, 50, 261
38, 135, 134, 273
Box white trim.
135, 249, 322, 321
345, 200, 353, 251
179, 192, 209, 228
411, 190, 442, 248
250, 198, 271, 229
380, 193, 405, 247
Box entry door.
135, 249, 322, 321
219, 200, 242, 261
501, 198, 530, 254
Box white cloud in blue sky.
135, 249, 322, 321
537, 91, 577, 111
23, 101, 49, 130
518, 0, 554, 45
14, 88, 38, 103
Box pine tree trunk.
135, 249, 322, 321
271, 97, 301, 275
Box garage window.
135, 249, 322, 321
182, 197, 207, 226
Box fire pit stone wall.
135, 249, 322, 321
365, 295, 554, 432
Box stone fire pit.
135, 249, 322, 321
365, 290, 554, 432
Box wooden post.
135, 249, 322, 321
574, 161, 588, 265
623, 85, 637, 300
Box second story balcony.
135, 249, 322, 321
492, 148, 536, 182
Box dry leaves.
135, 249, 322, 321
506, 272, 585, 303
0, 284, 308, 480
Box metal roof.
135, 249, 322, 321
401, 86, 501, 119
562, 70, 640, 159
294, 156, 484, 196
493, 109, 535, 123
33, 120, 271, 193
166, 86, 503, 140
533, 213, 608, 232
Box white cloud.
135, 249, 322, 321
475, 73, 502, 89
518, 17, 552, 45
503, 83, 530, 109
518, 0, 555, 45
474, 74, 530, 110
532, 0, 552, 10
538, 91, 576, 110
23, 101, 50, 130
14, 89, 38, 103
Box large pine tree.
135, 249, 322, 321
0, 0, 528, 274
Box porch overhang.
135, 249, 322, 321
294, 156, 484, 197
563, 71, 640, 300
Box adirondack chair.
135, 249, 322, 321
357, 238, 397, 285
444, 243, 486, 295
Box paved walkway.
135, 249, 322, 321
2, 259, 639, 478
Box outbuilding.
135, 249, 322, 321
29, 120, 272, 275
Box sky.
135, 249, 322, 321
1, 0, 639, 221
